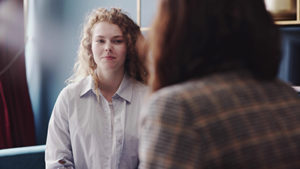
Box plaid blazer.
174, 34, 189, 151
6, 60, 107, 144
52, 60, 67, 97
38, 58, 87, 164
139, 71, 300, 169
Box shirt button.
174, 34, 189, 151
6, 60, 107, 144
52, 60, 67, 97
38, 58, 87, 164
58, 159, 66, 164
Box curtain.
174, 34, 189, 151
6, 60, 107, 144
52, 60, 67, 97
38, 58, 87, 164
0, 0, 36, 149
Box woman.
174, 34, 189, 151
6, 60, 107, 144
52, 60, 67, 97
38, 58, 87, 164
45, 8, 147, 169
139, 0, 300, 169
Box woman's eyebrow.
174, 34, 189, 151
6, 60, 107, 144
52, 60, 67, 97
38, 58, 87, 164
112, 35, 124, 38
94, 35, 123, 38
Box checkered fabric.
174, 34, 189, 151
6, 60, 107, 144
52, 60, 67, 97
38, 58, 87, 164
139, 71, 300, 169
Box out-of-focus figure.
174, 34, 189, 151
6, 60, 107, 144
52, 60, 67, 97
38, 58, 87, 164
139, 0, 300, 169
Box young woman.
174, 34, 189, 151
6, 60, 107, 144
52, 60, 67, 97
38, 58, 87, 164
138, 0, 300, 169
45, 8, 147, 169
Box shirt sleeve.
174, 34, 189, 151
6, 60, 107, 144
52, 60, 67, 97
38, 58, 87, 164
138, 92, 199, 169
45, 88, 74, 169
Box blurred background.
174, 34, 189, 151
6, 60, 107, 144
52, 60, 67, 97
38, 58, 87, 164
0, 0, 299, 148
0, 0, 159, 148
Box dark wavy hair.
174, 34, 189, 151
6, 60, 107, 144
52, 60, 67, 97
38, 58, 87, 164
146, 0, 281, 91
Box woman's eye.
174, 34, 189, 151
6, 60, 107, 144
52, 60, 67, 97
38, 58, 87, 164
112, 39, 124, 44
97, 39, 105, 43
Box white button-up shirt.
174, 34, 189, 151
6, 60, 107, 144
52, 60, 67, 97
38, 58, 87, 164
45, 74, 148, 169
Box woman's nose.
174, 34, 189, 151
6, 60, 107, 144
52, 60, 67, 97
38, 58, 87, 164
105, 42, 112, 52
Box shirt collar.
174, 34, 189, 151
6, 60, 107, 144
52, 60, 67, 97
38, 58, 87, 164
114, 74, 133, 103
79, 74, 133, 103
80, 76, 95, 97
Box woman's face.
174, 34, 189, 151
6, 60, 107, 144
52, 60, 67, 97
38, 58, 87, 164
91, 22, 127, 74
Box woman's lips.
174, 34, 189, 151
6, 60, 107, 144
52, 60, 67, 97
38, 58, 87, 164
103, 56, 116, 60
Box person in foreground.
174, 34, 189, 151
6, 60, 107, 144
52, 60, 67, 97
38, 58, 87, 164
138, 0, 300, 168
45, 8, 147, 169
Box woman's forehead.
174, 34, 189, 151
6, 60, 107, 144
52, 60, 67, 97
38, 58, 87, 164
92, 22, 123, 37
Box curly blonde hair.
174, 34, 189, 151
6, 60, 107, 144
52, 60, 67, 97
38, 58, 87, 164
67, 8, 146, 84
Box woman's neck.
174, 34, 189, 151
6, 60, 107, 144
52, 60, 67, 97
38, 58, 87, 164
96, 69, 124, 102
